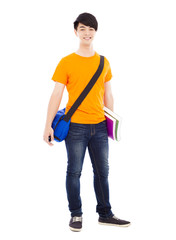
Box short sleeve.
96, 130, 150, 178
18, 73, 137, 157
105, 59, 113, 82
52, 58, 68, 85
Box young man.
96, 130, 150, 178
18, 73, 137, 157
43, 12, 130, 232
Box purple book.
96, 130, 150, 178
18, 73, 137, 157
104, 106, 122, 141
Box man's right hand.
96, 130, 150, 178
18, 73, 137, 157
43, 126, 54, 146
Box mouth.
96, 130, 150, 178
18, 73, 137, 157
83, 37, 92, 40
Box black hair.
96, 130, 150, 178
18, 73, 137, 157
74, 12, 98, 31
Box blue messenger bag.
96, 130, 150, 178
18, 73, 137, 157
50, 55, 104, 142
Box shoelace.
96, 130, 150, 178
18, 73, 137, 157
72, 216, 82, 223
112, 215, 119, 220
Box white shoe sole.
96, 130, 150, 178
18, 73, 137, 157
98, 222, 131, 227
69, 226, 82, 232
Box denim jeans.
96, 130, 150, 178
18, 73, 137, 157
65, 120, 113, 218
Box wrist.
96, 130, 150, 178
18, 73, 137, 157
45, 122, 52, 129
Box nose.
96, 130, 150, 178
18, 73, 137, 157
84, 28, 90, 35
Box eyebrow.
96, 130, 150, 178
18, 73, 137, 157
79, 26, 93, 29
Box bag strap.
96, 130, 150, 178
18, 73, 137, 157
64, 55, 104, 122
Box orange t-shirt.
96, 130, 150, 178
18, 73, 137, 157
52, 52, 112, 124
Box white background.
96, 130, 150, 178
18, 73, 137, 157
0, 0, 176, 239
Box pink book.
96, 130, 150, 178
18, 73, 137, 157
104, 106, 122, 141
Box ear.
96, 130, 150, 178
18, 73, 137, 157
74, 29, 78, 36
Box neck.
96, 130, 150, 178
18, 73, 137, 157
75, 44, 95, 57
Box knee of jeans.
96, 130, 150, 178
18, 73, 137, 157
67, 170, 82, 178
94, 166, 109, 179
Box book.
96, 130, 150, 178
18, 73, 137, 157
104, 106, 122, 141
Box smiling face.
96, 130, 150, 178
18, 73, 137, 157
74, 23, 96, 46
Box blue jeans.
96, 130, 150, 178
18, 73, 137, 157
65, 120, 113, 218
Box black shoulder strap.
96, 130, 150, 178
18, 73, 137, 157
64, 55, 104, 122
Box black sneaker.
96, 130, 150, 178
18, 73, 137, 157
98, 215, 131, 227
69, 216, 82, 232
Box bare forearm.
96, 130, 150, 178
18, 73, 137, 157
45, 82, 65, 128
104, 94, 114, 111
104, 81, 114, 111
45, 93, 62, 127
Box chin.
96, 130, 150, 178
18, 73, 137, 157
82, 40, 93, 45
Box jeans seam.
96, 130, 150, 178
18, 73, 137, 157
89, 142, 108, 217
90, 124, 95, 136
